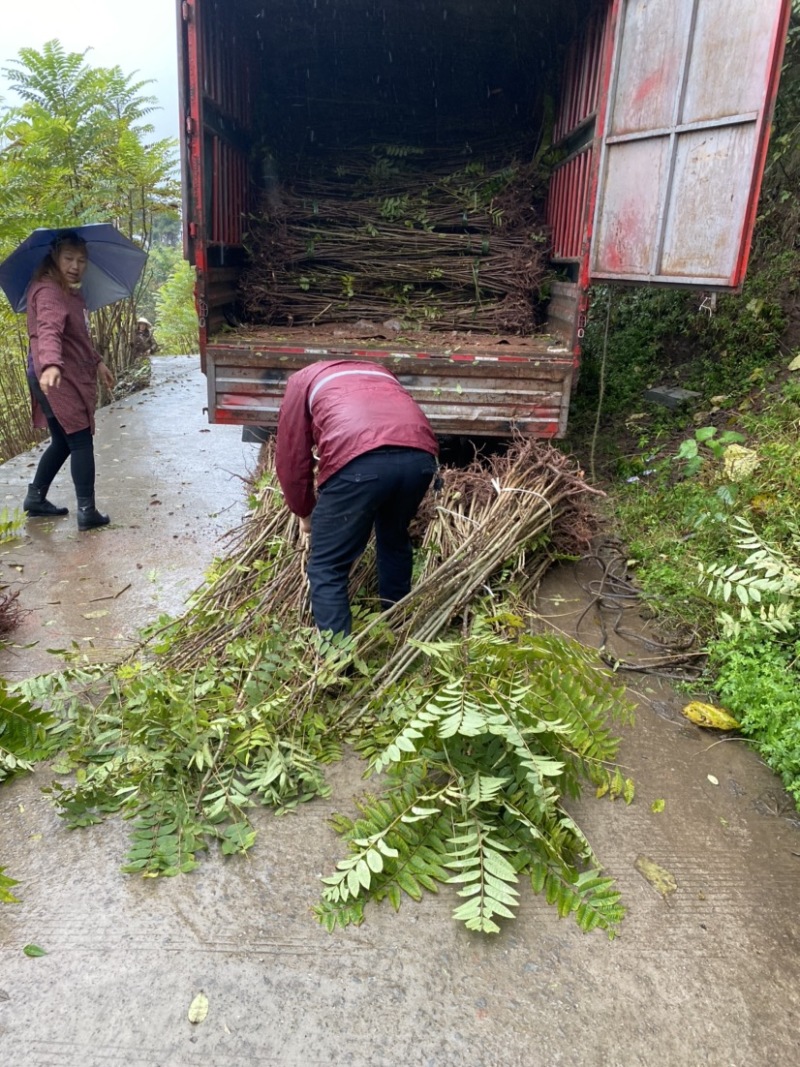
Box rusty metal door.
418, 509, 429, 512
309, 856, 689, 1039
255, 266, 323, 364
590, 0, 792, 288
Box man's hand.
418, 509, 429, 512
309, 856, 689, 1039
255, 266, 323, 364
298, 514, 312, 536
39, 366, 61, 395
98, 361, 115, 391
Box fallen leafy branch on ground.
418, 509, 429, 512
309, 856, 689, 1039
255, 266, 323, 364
0, 866, 20, 904
14, 441, 634, 935
317, 621, 630, 934
0, 681, 57, 903
0, 680, 54, 785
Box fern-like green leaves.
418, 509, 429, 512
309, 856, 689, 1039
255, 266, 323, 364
0, 679, 56, 784
447, 819, 521, 933
315, 778, 452, 930
699, 515, 800, 637
13, 607, 632, 936
319, 624, 633, 936
20, 629, 337, 874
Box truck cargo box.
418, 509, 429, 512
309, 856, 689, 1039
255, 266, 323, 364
177, 0, 791, 437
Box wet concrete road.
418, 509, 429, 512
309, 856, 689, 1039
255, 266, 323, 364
1, 359, 799, 1066
0, 357, 252, 679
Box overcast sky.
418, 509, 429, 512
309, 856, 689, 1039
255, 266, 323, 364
0, 0, 180, 144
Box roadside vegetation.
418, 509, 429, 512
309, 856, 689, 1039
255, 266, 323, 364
0, 40, 194, 463
565, 4, 800, 808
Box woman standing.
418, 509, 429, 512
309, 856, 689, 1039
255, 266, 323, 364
22, 232, 115, 530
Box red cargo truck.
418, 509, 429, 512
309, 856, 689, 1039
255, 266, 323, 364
177, 0, 791, 439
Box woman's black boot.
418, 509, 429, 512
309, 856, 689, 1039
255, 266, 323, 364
76, 496, 110, 530
23, 483, 68, 517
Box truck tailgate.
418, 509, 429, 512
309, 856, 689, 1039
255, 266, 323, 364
206, 329, 575, 439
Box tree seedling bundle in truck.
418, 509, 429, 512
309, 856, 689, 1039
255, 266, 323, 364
176, 0, 791, 440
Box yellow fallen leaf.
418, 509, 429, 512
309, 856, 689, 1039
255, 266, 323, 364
188, 991, 209, 1024
682, 701, 740, 731
634, 855, 677, 898
722, 444, 759, 480
750, 493, 777, 517
788, 353, 800, 372
82, 610, 109, 620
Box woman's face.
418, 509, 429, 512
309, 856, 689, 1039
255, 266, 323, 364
55, 245, 88, 287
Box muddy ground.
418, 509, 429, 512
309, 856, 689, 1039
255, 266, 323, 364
1, 357, 798, 1067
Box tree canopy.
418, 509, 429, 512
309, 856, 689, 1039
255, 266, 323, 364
0, 40, 186, 460
0, 39, 179, 250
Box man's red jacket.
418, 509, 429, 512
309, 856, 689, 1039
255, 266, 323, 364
275, 360, 438, 517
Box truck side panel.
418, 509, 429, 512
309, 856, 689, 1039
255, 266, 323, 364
178, 0, 258, 348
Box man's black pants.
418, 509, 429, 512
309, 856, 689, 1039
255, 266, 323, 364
307, 446, 437, 637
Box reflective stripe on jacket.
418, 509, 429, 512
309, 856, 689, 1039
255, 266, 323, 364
275, 360, 438, 517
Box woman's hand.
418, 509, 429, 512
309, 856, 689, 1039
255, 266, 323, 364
39, 366, 61, 395
98, 361, 115, 391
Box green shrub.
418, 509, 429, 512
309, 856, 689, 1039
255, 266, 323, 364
154, 259, 198, 355
709, 636, 800, 805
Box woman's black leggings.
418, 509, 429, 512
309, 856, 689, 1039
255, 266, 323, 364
29, 374, 96, 498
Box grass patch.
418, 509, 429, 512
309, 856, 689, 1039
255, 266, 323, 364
563, 83, 800, 800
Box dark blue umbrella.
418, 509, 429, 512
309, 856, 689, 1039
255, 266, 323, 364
0, 223, 148, 313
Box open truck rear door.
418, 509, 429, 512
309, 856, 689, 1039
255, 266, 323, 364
590, 0, 792, 289
177, 0, 792, 438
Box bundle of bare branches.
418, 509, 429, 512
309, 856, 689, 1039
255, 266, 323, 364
0, 587, 23, 638
337, 440, 601, 719
157, 483, 306, 672
157, 440, 599, 677
240, 146, 550, 335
